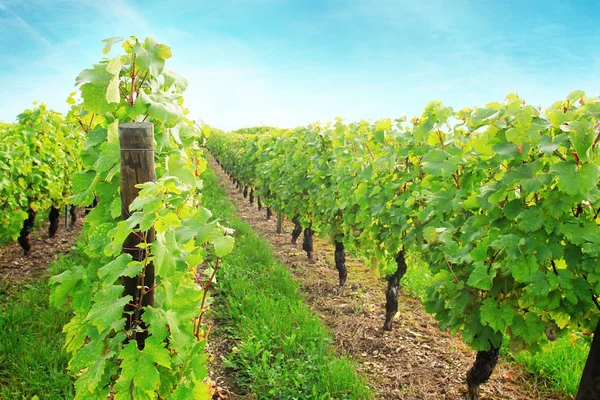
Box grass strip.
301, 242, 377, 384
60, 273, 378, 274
0, 248, 89, 399
202, 165, 372, 399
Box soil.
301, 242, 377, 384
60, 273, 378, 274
206, 317, 244, 400
0, 210, 83, 283
207, 155, 573, 400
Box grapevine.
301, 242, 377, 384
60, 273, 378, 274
0, 104, 84, 253
49, 36, 234, 399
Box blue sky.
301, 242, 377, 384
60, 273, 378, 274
1, 0, 599, 130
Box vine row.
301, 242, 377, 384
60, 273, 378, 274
207, 92, 600, 399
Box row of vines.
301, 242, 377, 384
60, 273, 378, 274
206, 92, 600, 399
0, 105, 84, 253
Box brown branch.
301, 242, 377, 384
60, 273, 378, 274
204, 322, 213, 340
453, 172, 462, 189
553, 150, 566, 161
436, 129, 446, 150
141, 284, 158, 296
86, 113, 95, 132
593, 130, 600, 149
135, 71, 149, 99
194, 257, 222, 339
119, 85, 129, 103
364, 143, 375, 161
488, 249, 501, 266
131, 232, 149, 342
130, 54, 137, 106
484, 167, 501, 184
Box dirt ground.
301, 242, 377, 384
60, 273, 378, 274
0, 210, 83, 282
207, 155, 571, 400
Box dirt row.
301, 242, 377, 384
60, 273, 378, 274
0, 211, 83, 282
207, 156, 571, 400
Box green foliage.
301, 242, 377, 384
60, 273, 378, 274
50, 36, 233, 399
0, 104, 84, 243
201, 165, 372, 399
207, 92, 600, 367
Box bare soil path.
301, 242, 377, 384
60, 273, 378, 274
208, 156, 570, 400
0, 211, 83, 282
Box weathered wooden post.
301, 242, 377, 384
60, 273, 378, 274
276, 210, 283, 234
119, 122, 156, 349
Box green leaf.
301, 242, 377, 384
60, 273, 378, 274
511, 255, 538, 282
119, 341, 161, 393
210, 235, 235, 257
153, 235, 177, 276
195, 221, 218, 245
467, 263, 495, 290
155, 211, 181, 234
550, 161, 579, 195
102, 36, 125, 54
86, 291, 130, 332
375, 119, 391, 131
139, 91, 183, 126
94, 141, 120, 173
145, 307, 169, 341
566, 90, 585, 101
158, 44, 172, 59
480, 299, 516, 331
49, 266, 88, 308
422, 149, 458, 176
106, 75, 121, 104
517, 207, 544, 233
569, 121, 594, 163
469, 242, 488, 262
98, 254, 143, 285
133, 39, 165, 77
163, 70, 188, 91
168, 154, 196, 186
77, 64, 118, 114
106, 55, 125, 74
579, 163, 599, 194
354, 182, 368, 200
512, 313, 546, 344
144, 336, 172, 368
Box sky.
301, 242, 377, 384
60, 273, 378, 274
1, 0, 599, 130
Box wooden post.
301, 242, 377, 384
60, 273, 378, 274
119, 122, 156, 349
277, 211, 283, 234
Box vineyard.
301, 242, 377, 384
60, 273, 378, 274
205, 95, 600, 399
0, 34, 598, 400
0, 105, 84, 253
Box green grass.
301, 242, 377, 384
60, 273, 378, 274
202, 166, 372, 399
402, 253, 432, 300
0, 248, 89, 400
507, 334, 588, 395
